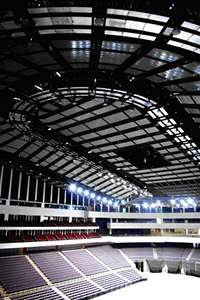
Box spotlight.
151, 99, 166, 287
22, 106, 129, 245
91, 193, 95, 199
171, 200, 175, 205
97, 196, 101, 201
108, 200, 112, 205
84, 190, 89, 196
77, 187, 82, 194
102, 197, 107, 203
187, 198, 193, 204
143, 203, 148, 208
69, 183, 76, 192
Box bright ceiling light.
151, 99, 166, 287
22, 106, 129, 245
91, 193, 95, 198
187, 198, 193, 204
84, 190, 89, 196
102, 197, 107, 203
69, 183, 76, 192
77, 187, 82, 194
143, 203, 148, 208
171, 200, 175, 205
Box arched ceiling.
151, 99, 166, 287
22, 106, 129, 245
1, 0, 200, 203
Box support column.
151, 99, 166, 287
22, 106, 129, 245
35, 178, 38, 202
0, 165, 4, 197
64, 190, 67, 205
7, 168, 13, 205
57, 187, 60, 204
109, 218, 112, 235
50, 184, 53, 203
26, 175, 30, 202
17, 172, 22, 200
42, 181, 46, 207
70, 192, 73, 207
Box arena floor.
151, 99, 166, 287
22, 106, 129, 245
97, 272, 200, 300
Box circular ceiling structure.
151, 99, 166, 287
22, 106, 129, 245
1, 1, 200, 203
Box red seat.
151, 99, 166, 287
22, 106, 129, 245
9, 235, 22, 243
64, 233, 77, 240
91, 232, 101, 238
74, 233, 84, 239
21, 234, 34, 242
34, 234, 47, 241
54, 233, 66, 240
81, 232, 92, 239
44, 234, 55, 241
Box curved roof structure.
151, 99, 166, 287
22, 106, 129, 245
1, 1, 200, 203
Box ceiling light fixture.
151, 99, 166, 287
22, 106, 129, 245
95, 17, 104, 25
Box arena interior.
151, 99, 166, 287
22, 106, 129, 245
1, 1, 200, 299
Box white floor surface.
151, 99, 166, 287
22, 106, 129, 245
96, 272, 200, 300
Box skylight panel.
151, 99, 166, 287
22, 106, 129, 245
125, 20, 145, 30
167, 40, 183, 48
166, 130, 173, 135
143, 23, 163, 33
158, 121, 165, 127
169, 118, 176, 125
105, 30, 123, 37
107, 9, 129, 16
160, 107, 168, 116
149, 14, 169, 22
72, 17, 92, 26
122, 32, 140, 39
106, 18, 126, 28
175, 30, 192, 41
182, 21, 200, 31
148, 110, 156, 118
139, 34, 156, 41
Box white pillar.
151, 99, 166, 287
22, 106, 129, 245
109, 218, 112, 235
64, 190, 67, 204
7, 168, 13, 205
42, 181, 46, 206
26, 175, 30, 202
70, 192, 73, 207
57, 187, 60, 204
50, 184, 53, 203
0, 165, 4, 197
35, 178, 38, 202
